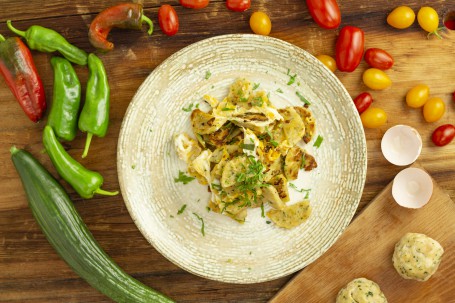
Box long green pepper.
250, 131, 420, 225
7, 20, 88, 66
43, 125, 118, 199
47, 57, 81, 141
79, 53, 110, 158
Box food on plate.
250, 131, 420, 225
250, 12, 272, 36
362, 68, 392, 90
316, 54, 337, 72
336, 278, 388, 303
353, 92, 373, 114
305, 0, 341, 29
10, 147, 174, 303
417, 7, 442, 38
6, 20, 88, 66
88, 3, 154, 51
360, 107, 387, 128
381, 125, 422, 166
43, 126, 118, 199
335, 26, 365, 72
0, 34, 46, 123
180, 0, 210, 9
423, 97, 445, 122
393, 233, 444, 281
364, 48, 394, 70
226, 0, 251, 12
432, 124, 455, 146
79, 54, 110, 158
159, 5, 179, 36
47, 57, 81, 141
387, 6, 415, 29
406, 84, 430, 108
174, 79, 317, 226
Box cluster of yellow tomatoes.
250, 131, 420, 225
406, 84, 446, 123
387, 6, 443, 38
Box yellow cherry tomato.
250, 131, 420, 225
387, 6, 416, 29
423, 97, 445, 122
362, 68, 392, 90
417, 7, 440, 33
316, 55, 337, 72
250, 12, 272, 36
406, 84, 430, 108
360, 107, 387, 128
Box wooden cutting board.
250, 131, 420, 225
271, 163, 455, 303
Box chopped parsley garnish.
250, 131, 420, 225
259, 127, 278, 147
182, 103, 194, 112
177, 204, 187, 215
366, 291, 373, 297
192, 212, 205, 236
251, 96, 264, 107
235, 156, 269, 207
222, 107, 235, 111
300, 153, 307, 169
206, 206, 211, 212
261, 203, 265, 218
170, 215, 174, 218
211, 183, 222, 191
195, 103, 200, 108
296, 91, 311, 105
253, 82, 260, 90
276, 88, 283, 93
131, 164, 136, 169
286, 68, 290, 75
205, 70, 211, 80
289, 183, 311, 199
313, 135, 323, 148
266, 221, 271, 224
287, 73, 297, 85
241, 143, 256, 151
174, 171, 195, 184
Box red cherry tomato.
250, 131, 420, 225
364, 48, 394, 70
179, 0, 209, 9
306, 0, 341, 29
432, 124, 455, 146
335, 26, 365, 72
453, 90, 455, 102
158, 5, 179, 36
353, 92, 373, 114
226, 0, 251, 12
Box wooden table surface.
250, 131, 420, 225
0, 1, 454, 302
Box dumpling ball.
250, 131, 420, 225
392, 233, 444, 282
336, 277, 387, 303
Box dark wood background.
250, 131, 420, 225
0, 0, 454, 302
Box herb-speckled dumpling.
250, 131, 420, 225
392, 233, 444, 282
336, 278, 387, 303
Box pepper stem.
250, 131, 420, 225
82, 132, 93, 158
94, 188, 119, 196
0, 34, 5, 42
141, 14, 154, 35
7, 20, 26, 38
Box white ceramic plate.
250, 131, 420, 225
117, 34, 367, 283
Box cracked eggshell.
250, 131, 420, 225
381, 125, 422, 166
392, 167, 433, 208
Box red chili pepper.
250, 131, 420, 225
335, 26, 365, 72
0, 34, 46, 122
306, 0, 341, 29
88, 3, 154, 51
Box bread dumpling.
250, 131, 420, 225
392, 233, 444, 282
336, 278, 387, 303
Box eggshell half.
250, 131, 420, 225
381, 125, 422, 166
392, 167, 433, 208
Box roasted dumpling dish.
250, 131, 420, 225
174, 78, 317, 228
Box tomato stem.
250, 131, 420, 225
427, 27, 445, 39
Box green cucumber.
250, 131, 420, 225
10, 146, 174, 303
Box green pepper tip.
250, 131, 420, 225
81, 132, 93, 158
0, 34, 5, 42
95, 188, 119, 196
141, 14, 154, 35
10, 146, 19, 155
6, 20, 26, 38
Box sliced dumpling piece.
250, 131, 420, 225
261, 186, 286, 210
266, 200, 311, 229
191, 109, 226, 135
293, 106, 316, 143
174, 133, 202, 163
284, 146, 304, 181
302, 150, 317, 172
269, 174, 290, 203
188, 150, 212, 185
277, 107, 306, 148
336, 278, 388, 303
392, 233, 444, 282
220, 156, 247, 188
